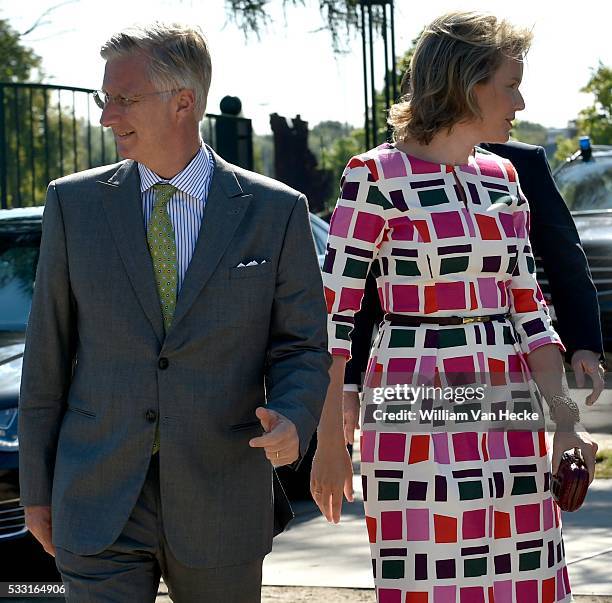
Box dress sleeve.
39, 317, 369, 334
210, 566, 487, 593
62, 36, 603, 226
507, 168, 566, 356
322, 156, 388, 358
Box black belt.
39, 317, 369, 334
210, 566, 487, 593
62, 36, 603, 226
384, 313, 509, 326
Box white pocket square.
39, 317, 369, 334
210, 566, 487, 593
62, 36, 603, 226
235, 259, 267, 268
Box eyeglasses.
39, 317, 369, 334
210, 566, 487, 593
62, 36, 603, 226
92, 89, 180, 109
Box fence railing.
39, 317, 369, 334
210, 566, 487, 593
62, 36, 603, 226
0, 82, 117, 208
0, 82, 254, 209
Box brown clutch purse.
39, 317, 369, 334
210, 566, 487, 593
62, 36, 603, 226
550, 447, 590, 512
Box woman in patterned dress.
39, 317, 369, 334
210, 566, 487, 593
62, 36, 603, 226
311, 12, 598, 603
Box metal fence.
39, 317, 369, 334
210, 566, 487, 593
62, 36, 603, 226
0, 82, 117, 208
0, 82, 254, 209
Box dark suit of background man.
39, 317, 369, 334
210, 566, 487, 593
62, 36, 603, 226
343, 140, 605, 443
18, 23, 330, 603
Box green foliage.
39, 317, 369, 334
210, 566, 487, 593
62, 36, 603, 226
2, 85, 117, 207
310, 121, 353, 162
370, 38, 422, 146
252, 133, 274, 176
0, 20, 117, 207
225, 0, 361, 51
554, 135, 579, 167
511, 121, 548, 146
0, 19, 42, 82
595, 448, 612, 479
318, 128, 364, 212
577, 62, 612, 144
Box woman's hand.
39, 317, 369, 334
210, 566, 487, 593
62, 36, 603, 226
343, 390, 361, 445
552, 426, 598, 484
310, 441, 354, 523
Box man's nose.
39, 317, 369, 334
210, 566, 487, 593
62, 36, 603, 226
100, 102, 120, 127
515, 90, 526, 112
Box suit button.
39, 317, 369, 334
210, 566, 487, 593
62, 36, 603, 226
158, 357, 169, 370
146, 410, 157, 423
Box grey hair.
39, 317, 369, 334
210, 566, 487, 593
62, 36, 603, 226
100, 22, 212, 121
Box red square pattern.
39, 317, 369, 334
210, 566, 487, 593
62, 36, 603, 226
408, 435, 430, 464
475, 214, 502, 240
494, 511, 511, 539
434, 514, 457, 543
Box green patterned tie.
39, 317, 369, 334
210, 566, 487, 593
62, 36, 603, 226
147, 183, 177, 455
147, 184, 178, 332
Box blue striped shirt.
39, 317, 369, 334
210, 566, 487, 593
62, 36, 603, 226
138, 145, 215, 291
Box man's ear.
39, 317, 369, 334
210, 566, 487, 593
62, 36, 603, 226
175, 88, 196, 119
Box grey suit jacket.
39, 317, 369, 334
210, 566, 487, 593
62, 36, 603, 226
18, 149, 331, 567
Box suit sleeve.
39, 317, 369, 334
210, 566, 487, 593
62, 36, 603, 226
265, 194, 331, 459
18, 183, 76, 506
344, 272, 383, 388
506, 170, 566, 356
527, 147, 603, 359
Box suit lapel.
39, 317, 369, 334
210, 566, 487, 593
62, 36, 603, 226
99, 161, 165, 345
169, 153, 252, 335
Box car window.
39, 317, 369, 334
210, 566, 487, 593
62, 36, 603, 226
0, 231, 40, 331
555, 156, 612, 211
309, 216, 329, 256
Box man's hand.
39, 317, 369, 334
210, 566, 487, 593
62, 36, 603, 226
25, 505, 55, 557
343, 390, 360, 445
571, 350, 605, 406
249, 407, 299, 467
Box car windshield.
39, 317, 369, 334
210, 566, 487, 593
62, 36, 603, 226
0, 226, 40, 331
555, 155, 612, 211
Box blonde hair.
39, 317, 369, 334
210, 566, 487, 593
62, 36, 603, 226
388, 12, 532, 144
100, 22, 212, 121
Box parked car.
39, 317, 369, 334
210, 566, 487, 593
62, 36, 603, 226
0, 204, 330, 571
535, 138, 612, 351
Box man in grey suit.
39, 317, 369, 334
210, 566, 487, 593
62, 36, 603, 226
18, 23, 330, 602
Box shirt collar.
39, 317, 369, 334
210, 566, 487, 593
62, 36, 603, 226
137, 143, 214, 201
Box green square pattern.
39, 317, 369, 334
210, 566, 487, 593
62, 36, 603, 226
527, 255, 535, 274
489, 191, 513, 205
503, 326, 515, 345
367, 186, 393, 209
343, 258, 369, 279
440, 256, 469, 275
382, 560, 405, 579
511, 476, 538, 495
519, 551, 541, 572
464, 557, 488, 577
389, 329, 416, 348
458, 480, 484, 500
335, 324, 351, 341
396, 259, 421, 276
438, 328, 467, 348
378, 481, 400, 501
419, 189, 450, 207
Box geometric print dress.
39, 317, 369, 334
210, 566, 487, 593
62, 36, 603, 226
322, 143, 572, 603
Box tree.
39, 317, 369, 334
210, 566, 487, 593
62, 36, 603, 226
319, 129, 364, 211
577, 62, 612, 145
554, 135, 579, 166
0, 19, 116, 207
225, 0, 361, 51
310, 120, 353, 164
0, 19, 43, 81
511, 121, 548, 146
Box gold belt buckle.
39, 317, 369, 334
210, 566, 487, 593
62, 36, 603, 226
462, 316, 479, 324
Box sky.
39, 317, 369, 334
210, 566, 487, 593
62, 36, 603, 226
1, 0, 611, 135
